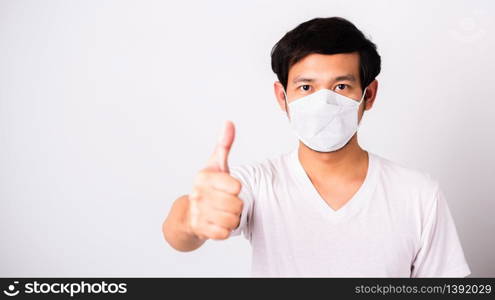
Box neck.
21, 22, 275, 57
298, 136, 368, 182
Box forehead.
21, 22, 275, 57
288, 52, 360, 83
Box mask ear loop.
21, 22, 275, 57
283, 88, 291, 120
356, 86, 369, 129
358, 86, 368, 105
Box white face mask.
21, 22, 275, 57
283, 87, 368, 152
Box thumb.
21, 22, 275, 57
205, 120, 235, 173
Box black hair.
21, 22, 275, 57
271, 17, 381, 91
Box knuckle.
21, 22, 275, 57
232, 217, 241, 230
211, 214, 235, 231
212, 229, 230, 240
227, 197, 243, 215
220, 196, 242, 215
231, 178, 242, 194
235, 198, 244, 213
223, 214, 239, 230
230, 216, 241, 230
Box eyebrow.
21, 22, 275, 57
292, 74, 356, 84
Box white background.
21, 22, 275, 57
1, 0, 494, 276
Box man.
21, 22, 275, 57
162, 17, 470, 277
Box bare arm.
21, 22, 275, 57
162, 194, 206, 252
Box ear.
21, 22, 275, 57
274, 81, 288, 112
363, 79, 378, 111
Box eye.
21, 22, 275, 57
298, 84, 312, 92
335, 84, 348, 91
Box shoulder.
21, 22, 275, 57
370, 152, 442, 213
370, 153, 451, 244
372, 152, 440, 193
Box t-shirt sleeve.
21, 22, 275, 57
411, 185, 471, 277
228, 164, 255, 240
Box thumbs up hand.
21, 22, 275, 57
187, 121, 243, 240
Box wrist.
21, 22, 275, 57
183, 195, 206, 242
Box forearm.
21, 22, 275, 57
162, 195, 207, 252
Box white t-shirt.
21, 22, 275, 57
229, 149, 471, 277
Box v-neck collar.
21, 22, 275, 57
288, 147, 377, 222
